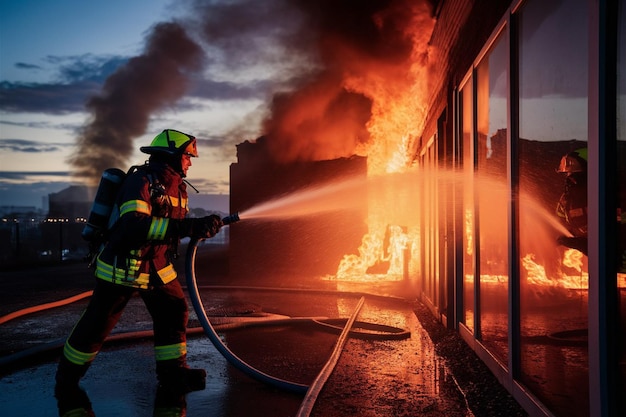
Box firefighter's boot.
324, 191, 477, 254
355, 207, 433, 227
156, 359, 207, 395
54, 357, 94, 417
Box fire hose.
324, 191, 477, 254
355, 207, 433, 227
184, 213, 413, 404
186, 233, 308, 393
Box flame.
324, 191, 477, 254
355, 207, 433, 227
522, 251, 588, 290
562, 248, 584, 272
330, 5, 434, 282
465, 209, 474, 256
336, 233, 383, 279
474, 249, 589, 292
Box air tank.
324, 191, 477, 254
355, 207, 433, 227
81, 168, 126, 242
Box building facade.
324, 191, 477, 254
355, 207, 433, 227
414, 1, 625, 416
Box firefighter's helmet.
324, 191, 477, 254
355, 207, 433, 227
140, 129, 198, 157
557, 148, 587, 173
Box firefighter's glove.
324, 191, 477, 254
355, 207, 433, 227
200, 215, 223, 238
178, 215, 223, 239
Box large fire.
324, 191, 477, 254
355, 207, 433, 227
326, 3, 600, 293
329, 3, 433, 282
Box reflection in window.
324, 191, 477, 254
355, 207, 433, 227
476, 32, 508, 364
517, 0, 589, 416
461, 79, 475, 331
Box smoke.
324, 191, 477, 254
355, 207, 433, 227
68, 22, 204, 183
70, 0, 435, 182
260, 0, 435, 164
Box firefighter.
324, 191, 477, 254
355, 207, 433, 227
54, 129, 223, 417
555, 148, 588, 255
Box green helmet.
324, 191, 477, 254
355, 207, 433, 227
140, 129, 198, 157
557, 148, 587, 173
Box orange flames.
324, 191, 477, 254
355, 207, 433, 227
521, 250, 588, 290
327, 3, 605, 294
330, 4, 434, 282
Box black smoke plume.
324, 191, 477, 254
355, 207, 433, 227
69, 22, 204, 183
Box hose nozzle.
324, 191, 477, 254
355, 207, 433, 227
222, 212, 240, 225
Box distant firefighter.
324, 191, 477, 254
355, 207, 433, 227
55, 129, 223, 417
555, 148, 588, 255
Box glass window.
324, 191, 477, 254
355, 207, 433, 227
517, 0, 589, 415
427, 143, 438, 301
476, 31, 509, 363
617, 1, 626, 412
460, 78, 475, 331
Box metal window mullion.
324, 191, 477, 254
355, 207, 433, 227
588, 0, 620, 415
508, 6, 522, 383
471, 66, 481, 340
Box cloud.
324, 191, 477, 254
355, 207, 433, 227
186, 176, 230, 194
0, 138, 73, 153
0, 80, 100, 114
15, 62, 43, 70
0, 171, 71, 180
0, 119, 64, 129
0, 54, 130, 114
1, 56, 268, 117
196, 136, 229, 148
50, 54, 129, 84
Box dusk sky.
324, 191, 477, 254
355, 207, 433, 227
0, 0, 301, 209
1, 0, 598, 212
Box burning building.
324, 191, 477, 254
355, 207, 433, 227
226, 1, 625, 417
406, 1, 625, 417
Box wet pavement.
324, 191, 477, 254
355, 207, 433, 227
0, 247, 502, 416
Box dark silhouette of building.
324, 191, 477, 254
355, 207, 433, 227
47, 185, 92, 221
229, 137, 367, 282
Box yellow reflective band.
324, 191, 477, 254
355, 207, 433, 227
157, 263, 177, 284
154, 343, 187, 362
167, 195, 188, 209
120, 199, 151, 216
95, 258, 150, 289
95, 258, 176, 288
149, 218, 169, 240
64, 341, 97, 366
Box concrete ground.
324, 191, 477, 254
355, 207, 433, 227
0, 245, 527, 417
